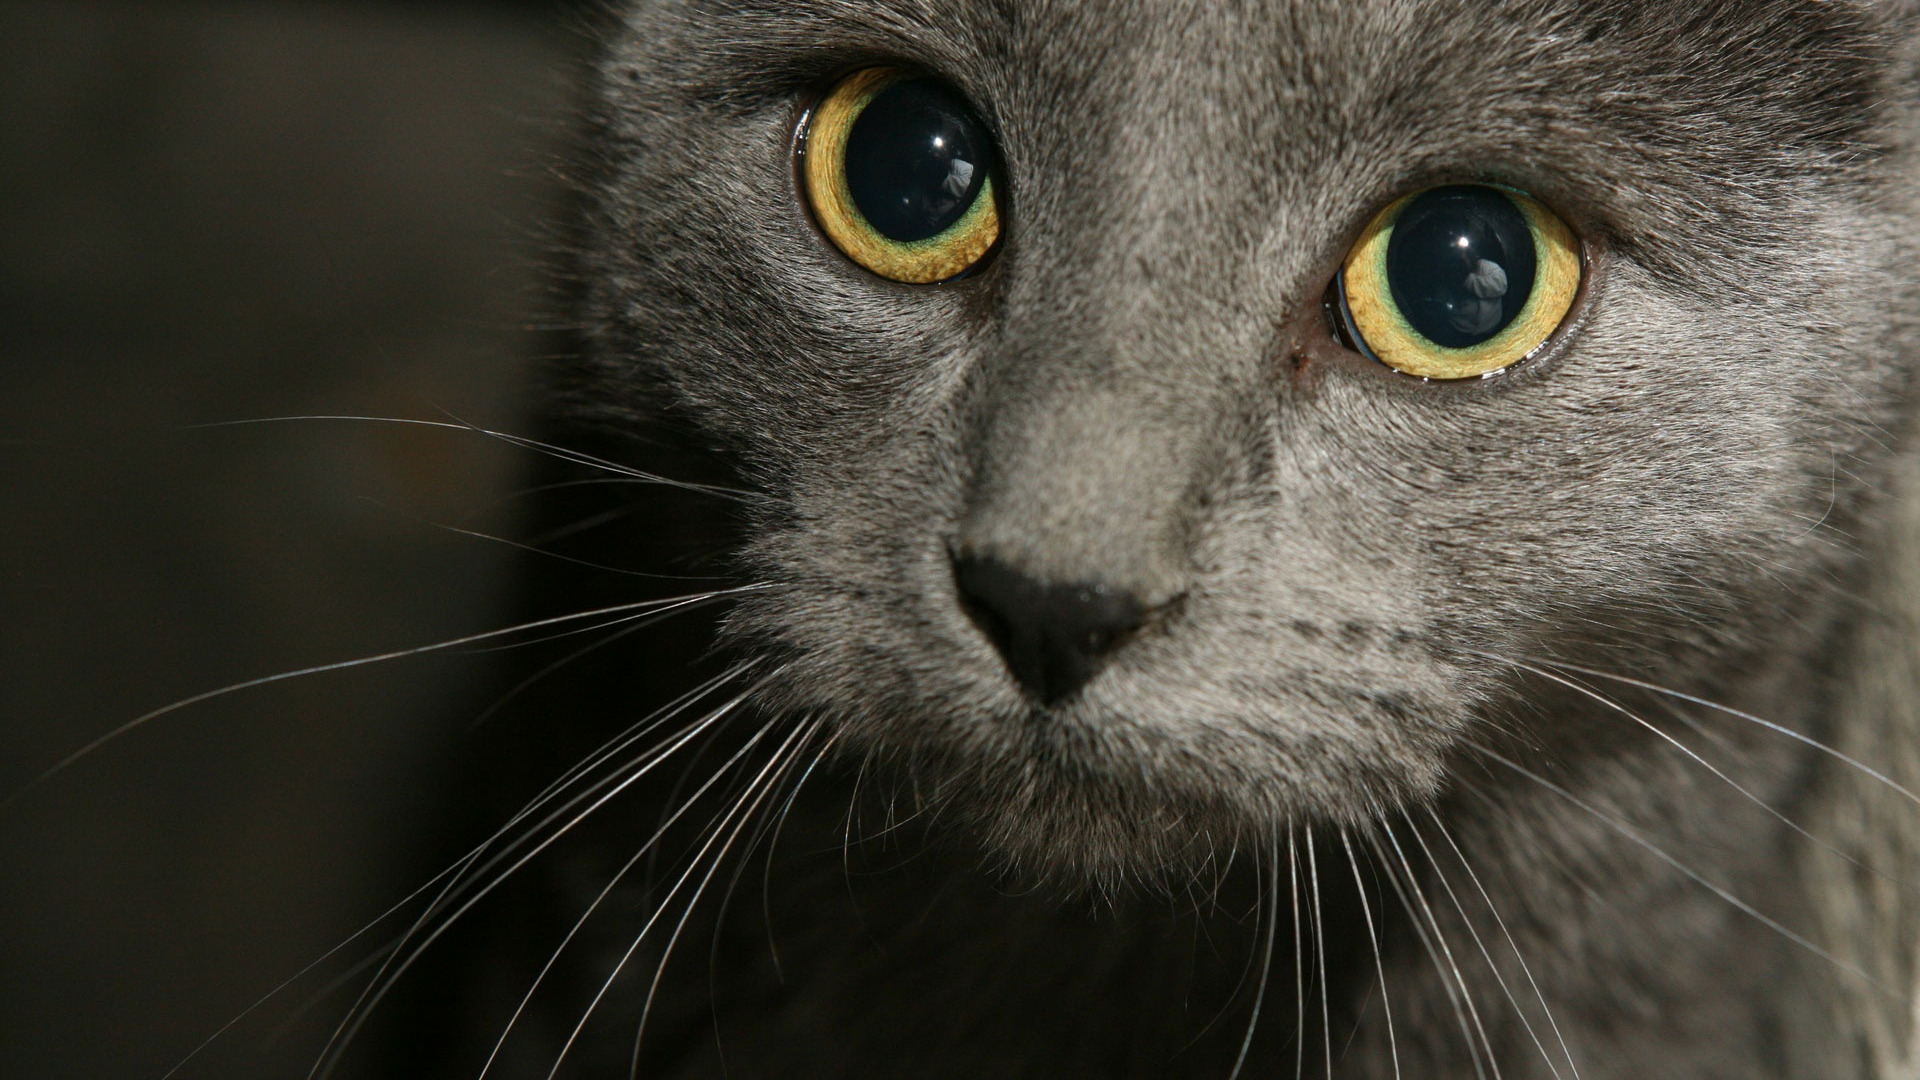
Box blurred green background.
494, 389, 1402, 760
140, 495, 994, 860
0, 2, 580, 1074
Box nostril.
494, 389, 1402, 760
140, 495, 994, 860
951, 553, 1152, 706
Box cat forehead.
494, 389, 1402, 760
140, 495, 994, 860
607, 0, 1899, 286
620, 0, 1888, 141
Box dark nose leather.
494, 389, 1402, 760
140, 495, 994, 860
952, 554, 1150, 706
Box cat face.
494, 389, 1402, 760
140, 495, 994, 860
578, 0, 1918, 878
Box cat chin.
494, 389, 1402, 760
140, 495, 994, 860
860, 725, 1451, 887
749, 651, 1463, 883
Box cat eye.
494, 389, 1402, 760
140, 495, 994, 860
1332, 184, 1580, 380
798, 67, 1002, 284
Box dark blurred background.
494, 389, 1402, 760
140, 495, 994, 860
0, 2, 585, 1074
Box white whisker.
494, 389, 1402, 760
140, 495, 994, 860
641, 721, 826, 1079
186, 414, 756, 501
172, 663, 759, 1079
1469, 742, 1887, 993
1399, 809, 1566, 1080
5, 588, 766, 809
474, 715, 800, 1080
759, 732, 841, 983
1228, 836, 1281, 1080
1422, 806, 1582, 1080
1342, 828, 1400, 1080
309, 678, 770, 1079
1487, 653, 1893, 888
1305, 832, 1333, 1080
1374, 821, 1496, 1080
535, 719, 812, 1079
454, 589, 745, 656
1290, 830, 1306, 1080
1532, 660, 1920, 811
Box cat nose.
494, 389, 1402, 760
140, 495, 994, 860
952, 553, 1152, 706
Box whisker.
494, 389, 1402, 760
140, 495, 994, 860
472, 474, 745, 518
1305, 832, 1333, 1080
186, 414, 756, 502
1181, 845, 1270, 1052
1342, 828, 1400, 1080
310, 679, 770, 1078
317, 662, 770, 1066
494, 662, 767, 856
432, 673, 765, 922
645, 691, 779, 880
459, 617, 691, 738
1529, 659, 1920, 811
524, 503, 652, 548
1468, 742, 1887, 993
1373, 822, 1496, 1080
426, 519, 728, 580
261, 928, 425, 1048
1422, 806, 1582, 1080
758, 732, 841, 983
1291, 830, 1306, 1080
1228, 836, 1281, 1080
1486, 653, 1894, 889
3, 588, 764, 809
1648, 693, 1748, 760
1398, 809, 1567, 1080
536, 720, 811, 1080
159, 846, 482, 1080
169, 663, 757, 1078
453, 589, 748, 656
474, 716, 802, 1080
841, 752, 875, 892
840, 785, 941, 847
689, 726, 835, 1048
644, 721, 825, 1079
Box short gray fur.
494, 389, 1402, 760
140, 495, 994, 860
542, 0, 1920, 1075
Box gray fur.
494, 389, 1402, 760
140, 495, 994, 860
543, 0, 1920, 1075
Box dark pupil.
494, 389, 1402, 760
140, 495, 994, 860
843, 79, 992, 244
1384, 186, 1537, 350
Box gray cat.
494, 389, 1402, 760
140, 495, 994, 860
409, 0, 1920, 1076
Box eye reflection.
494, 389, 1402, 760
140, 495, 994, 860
1385, 186, 1538, 349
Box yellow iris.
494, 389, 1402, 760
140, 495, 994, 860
799, 67, 1001, 285
1340, 186, 1580, 380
